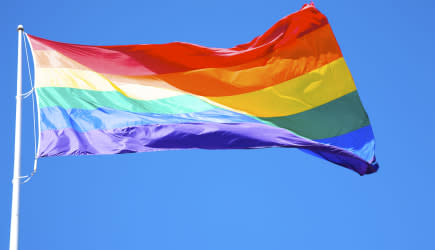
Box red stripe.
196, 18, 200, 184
27, 6, 329, 76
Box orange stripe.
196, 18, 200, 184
150, 24, 342, 96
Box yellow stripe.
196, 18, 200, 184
206, 58, 356, 117
35, 68, 186, 101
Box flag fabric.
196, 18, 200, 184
27, 4, 378, 175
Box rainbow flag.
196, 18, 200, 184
27, 4, 378, 175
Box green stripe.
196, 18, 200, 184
36, 87, 369, 140
258, 91, 370, 140
36, 87, 216, 114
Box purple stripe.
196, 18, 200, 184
38, 123, 378, 175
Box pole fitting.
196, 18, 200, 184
17, 25, 24, 31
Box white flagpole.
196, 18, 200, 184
10, 24, 24, 250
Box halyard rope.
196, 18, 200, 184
18, 33, 38, 184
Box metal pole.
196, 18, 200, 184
10, 24, 24, 250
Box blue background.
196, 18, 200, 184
1, 0, 435, 249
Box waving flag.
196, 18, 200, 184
27, 4, 378, 175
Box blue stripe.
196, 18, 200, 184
40, 106, 262, 133
40, 107, 376, 163
39, 123, 377, 175
315, 125, 375, 162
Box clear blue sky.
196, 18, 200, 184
1, 0, 434, 249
